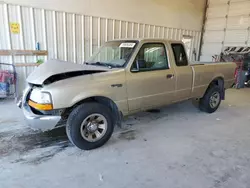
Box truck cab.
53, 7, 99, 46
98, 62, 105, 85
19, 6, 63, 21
125, 39, 193, 112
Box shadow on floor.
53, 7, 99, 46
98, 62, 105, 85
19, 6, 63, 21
0, 127, 72, 160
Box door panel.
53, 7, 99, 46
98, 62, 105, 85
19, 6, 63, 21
174, 66, 193, 101
126, 69, 176, 111
126, 42, 176, 111
171, 43, 193, 101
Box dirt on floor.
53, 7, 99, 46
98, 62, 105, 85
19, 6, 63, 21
0, 89, 250, 188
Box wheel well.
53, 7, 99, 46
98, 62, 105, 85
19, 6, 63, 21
207, 77, 225, 99
66, 96, 122, 127
211, 77, 223, 86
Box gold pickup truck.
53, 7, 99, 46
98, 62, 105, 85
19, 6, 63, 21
19, 39, 236, 150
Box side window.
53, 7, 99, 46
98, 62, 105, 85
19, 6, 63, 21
171, 43, 188, 66
132, 43, 168, 71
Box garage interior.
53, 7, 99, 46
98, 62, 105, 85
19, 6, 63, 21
0, 0, 250, 187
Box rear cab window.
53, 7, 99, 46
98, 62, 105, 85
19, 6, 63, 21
171, 43, 188, 66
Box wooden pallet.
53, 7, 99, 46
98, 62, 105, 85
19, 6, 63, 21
0, 50, 48, 56
0, 50, 48, 67
14, 63, 41, 67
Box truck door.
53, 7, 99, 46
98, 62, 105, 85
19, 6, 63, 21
126, 42, 176, 112
171, 43, 193, 102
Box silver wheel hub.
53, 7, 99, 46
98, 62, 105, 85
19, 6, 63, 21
210, 92, 220, 108
87, 122, 98, 132
80, 114, 107, 142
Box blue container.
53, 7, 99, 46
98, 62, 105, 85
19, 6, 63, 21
36, 42, 40, 50
0, 82, 9, 97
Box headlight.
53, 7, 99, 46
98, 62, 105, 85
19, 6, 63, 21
30, 89, 51, 104
28, 88, 53, 110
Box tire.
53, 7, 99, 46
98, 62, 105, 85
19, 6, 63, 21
66, 102, 114, 150
199, 85, 221, 113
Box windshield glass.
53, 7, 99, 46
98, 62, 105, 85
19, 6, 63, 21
87, 40, 138, 68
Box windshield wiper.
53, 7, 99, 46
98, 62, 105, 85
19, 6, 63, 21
86, 62, 113, 69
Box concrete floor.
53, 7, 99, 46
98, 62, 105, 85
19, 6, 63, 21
0, 88, 250, 188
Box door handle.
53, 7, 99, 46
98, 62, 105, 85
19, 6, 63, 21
166, 74, 174, 79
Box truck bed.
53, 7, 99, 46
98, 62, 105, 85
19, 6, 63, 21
190, 61, 236, 98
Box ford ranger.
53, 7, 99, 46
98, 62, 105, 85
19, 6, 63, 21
19, 39, 236, 150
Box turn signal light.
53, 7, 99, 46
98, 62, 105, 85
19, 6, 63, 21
28, 100, 53, 111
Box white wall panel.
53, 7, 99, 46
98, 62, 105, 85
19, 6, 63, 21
143, 25, 149, 38
209, 0, 229, 5
164, 28, 170, 39
34, 9, 46, 52
207, 4, 228, 18
114, 20, 120, 39
83, 16, 90, 60
205, 18, 226, 30
202, 43, 223, 55
203, 31, 225, 43
66, 13, 76, 63
227, 16, 250, 29
224, 30, 248, 43
138, 24, 144, 38
55, 12, 65, 61
228, 1, 250, 16
119, 21, 126, 39
45, 10, 56, 59
100, 18, 106, 44
8, 5, 19, 49
75, 14, 84, 63
0, 5, 8, 50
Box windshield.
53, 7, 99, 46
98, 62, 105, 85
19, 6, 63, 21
87, 40, 138, 68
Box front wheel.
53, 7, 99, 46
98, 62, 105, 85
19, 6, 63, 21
199, 85, 222, 113
66, 102, 114, 150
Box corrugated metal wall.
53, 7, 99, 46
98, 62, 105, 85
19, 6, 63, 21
0, 2, 201, 94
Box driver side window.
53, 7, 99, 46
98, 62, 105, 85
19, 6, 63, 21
132, 43, 169, 71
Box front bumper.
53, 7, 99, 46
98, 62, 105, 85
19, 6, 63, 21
19, 87, 61, 131
22, 105, 61, 131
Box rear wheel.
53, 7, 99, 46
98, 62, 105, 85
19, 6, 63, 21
199, 85, 221, 113
66, 102, 114, 150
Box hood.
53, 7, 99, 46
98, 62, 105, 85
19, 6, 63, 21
27, 60, 112, 85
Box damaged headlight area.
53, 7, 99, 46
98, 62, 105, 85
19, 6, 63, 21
28, 88, 53, 110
